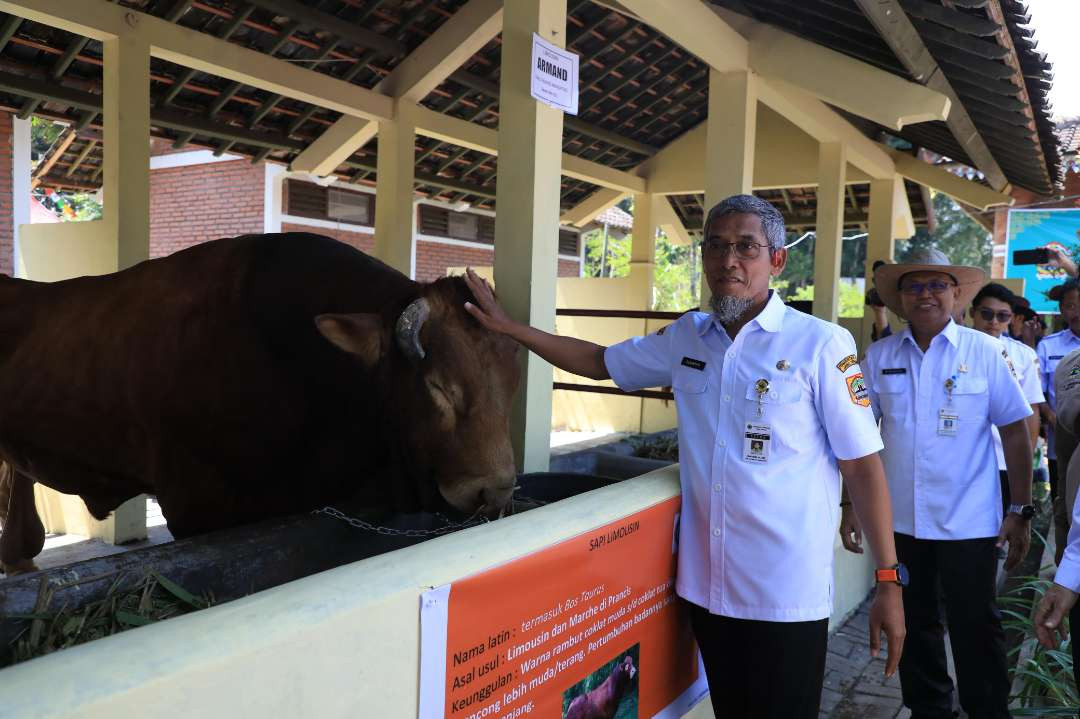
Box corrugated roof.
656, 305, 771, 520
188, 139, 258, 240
3, 0, 1065, 215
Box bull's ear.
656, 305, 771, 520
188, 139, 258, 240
314, 313, 384, 367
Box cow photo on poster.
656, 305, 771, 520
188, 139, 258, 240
562, 644, 640, 719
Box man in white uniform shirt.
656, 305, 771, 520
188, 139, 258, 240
969, 283, 1044, 510
856, 250, 1033, 719
1033, 347, 1080, 693
462, 195, 905, 718
1037, 279, 1080, 557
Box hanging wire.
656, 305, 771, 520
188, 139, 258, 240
783, 231, 867, 250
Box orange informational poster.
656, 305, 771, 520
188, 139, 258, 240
418, 496, 707, 719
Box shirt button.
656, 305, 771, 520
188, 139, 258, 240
712, 528, 721, 537
723, 394, 731, 402
719, 440, 727, 448
713, 483, 721, 492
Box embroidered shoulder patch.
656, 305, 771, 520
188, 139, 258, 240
836, 354, 858, 373
1070, 365, 1080, 377
1002, 347, 1017, 379
846, 372, 870, 407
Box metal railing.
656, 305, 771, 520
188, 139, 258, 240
552, 307, 695, 401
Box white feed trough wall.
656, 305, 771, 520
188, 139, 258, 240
0, 465, 871, 718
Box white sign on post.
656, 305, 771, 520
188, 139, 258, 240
530, 32, 579, 115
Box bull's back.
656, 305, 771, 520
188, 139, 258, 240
0, 234, 413, 501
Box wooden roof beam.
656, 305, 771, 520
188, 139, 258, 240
291, 0, 502, 176
888, 149, 1012, 210
713, 6, 950, 131
0, 0, 393, 121
853, 0, 1009, 191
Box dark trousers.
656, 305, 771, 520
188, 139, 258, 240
894, 533, 1010, 719
1050, 458, 1060, 500
688, 601, 827, 719
1000, 469, 1010, 514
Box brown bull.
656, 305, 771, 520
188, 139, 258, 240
0, 232, 520, 573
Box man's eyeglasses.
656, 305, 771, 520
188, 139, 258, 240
899, 280, 955, 295
976, 308, 1013, 324
702, 239, 771, 260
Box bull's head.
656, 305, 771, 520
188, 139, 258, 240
313, 277, 520, 518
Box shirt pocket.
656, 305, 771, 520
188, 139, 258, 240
874, 374, 908, 417
672, 366, 709, 394
743, 379, 806, 456
950, 377, 989, 421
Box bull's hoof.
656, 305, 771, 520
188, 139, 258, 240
1, 559, 39, 576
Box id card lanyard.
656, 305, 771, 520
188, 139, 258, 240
938, 374, 958, 436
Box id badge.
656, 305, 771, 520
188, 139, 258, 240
743, 422, 771, 463
938, 409, 959, 437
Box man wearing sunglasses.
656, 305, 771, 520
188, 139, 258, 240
462, 194, 905, 718
970, 283, 1045, 513
854, 249, 1033, 719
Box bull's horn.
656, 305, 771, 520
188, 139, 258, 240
395, 297, 430, 362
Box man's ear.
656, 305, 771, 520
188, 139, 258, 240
314, 313, 384, 368
770, 247, 788, 276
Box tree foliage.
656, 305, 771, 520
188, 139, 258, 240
30, 118, 102, 222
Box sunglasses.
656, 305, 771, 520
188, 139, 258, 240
899, 280, 955, 295
976, 308, 1013, 324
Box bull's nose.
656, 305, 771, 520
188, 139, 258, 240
481, 484, 515, 518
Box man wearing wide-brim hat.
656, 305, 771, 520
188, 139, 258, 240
842, 248, 1034, 719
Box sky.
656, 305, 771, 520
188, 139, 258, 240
1024, 0, 1080, 120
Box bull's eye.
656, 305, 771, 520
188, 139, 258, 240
426, 379, 460, 416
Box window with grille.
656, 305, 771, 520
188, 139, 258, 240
285, 179, 374, 225
558, 230, 580, 256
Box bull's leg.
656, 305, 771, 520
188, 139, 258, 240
0, 464, 44, 574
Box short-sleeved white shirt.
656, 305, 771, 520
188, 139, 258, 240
1037, 329, 1080, 459
991, 335, 1045, 470
604, 292, 883, 622
864, 321, 1032, 539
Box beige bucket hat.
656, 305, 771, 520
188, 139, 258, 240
874, 248, 986, 320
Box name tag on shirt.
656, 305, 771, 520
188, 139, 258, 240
744, 422, 771, 463
882, 368, 907, 375
681, 357, 706, 371
1051, 355, 1065, 360
938, 409, 959, 437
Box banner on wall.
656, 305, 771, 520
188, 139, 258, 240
418, 497, 707, 719
1004, 208, 1080, 314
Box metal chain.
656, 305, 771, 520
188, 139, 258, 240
312, 505, 490, 538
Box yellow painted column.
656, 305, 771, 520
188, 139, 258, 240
493, 0, 566, 472
861, 175, 901, 349
374, 119, 417, 277
36, 28, 152, 544
812, 142, 846, 322
629, 193, 657, 313
102, 30, 150, 270
702, 69, 757, 307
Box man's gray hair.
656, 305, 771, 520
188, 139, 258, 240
703, 194, 786, 252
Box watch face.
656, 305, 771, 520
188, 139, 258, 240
897, 563, 910, 587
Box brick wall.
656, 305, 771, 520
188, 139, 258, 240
415, 240, 494, 282
558, 259, 581, 278
149, 159, 264, 258
281, 222, 373, 253
0, 112, 12, 276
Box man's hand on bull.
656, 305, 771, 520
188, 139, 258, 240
463, 267, 611, 381
464, 268, 518, 335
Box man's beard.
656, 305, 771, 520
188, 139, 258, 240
710, 293, 754, 326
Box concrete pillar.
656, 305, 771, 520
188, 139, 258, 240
374, 120, 417, 277
861, 176, 901, 349
702, 69, 757, 307
493, 0, 566, 472
812, 142, 846, 322
102, 31, 150, 270
629, 193, 657, 314
12, 116, 29, 278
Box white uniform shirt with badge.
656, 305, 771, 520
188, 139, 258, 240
863, 320, 1032, 539
991, 335, 1045, 470
1050, 349, 1080, 592
603, 291, 883, 622
1037, 329, 1080, 460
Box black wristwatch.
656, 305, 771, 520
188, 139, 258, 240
1007, 503, 1037, 520
875, 563, 909, 587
